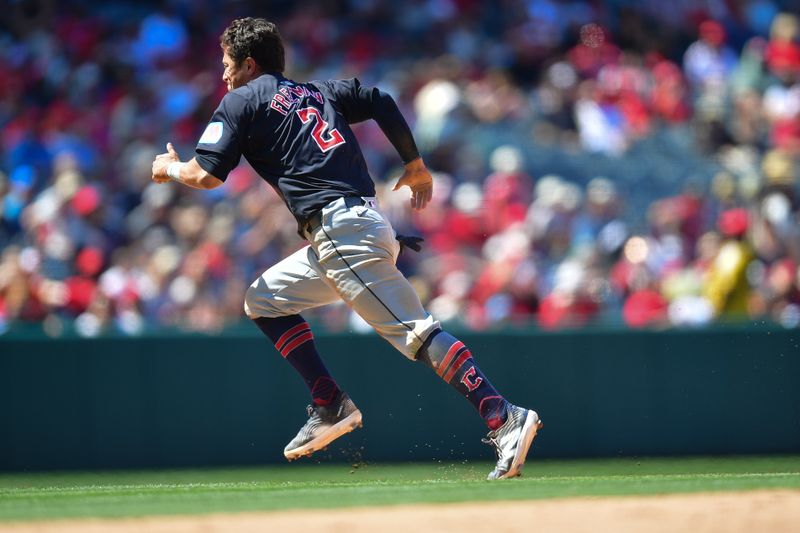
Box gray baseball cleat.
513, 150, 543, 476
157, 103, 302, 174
483, 404, 543, 480
284, 391, 363, 461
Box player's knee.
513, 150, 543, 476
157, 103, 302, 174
244, 281, 280, 319
243, 285, 258, 318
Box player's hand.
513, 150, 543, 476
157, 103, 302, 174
151, 142, 180, 184
393, 157, 433, 210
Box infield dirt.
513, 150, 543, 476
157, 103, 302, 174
1, 489, 797, 533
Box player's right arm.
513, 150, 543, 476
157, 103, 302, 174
392, 157, 433, 210
322, 78, 420, 163
320, 78, 433, 209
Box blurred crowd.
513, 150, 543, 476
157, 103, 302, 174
1, 0, 800, 336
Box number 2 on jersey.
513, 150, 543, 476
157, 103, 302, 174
296, 107, 346, 153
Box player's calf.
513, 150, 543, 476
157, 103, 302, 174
416, 330, 509, 429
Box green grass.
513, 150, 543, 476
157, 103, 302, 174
1, 456, 799, 522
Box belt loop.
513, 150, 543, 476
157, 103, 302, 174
307, 196, 377, 235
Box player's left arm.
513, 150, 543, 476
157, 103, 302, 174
152, 143, 224, 189
155, 91, 247, 189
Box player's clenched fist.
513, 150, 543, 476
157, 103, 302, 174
393, 157, 433, 210
151, 142, 181, 184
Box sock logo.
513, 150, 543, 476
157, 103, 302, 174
460, 366, 483, 392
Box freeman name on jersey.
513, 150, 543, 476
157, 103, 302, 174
270, 83, 324, 116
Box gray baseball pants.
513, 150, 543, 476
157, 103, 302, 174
244, 196, 440, 359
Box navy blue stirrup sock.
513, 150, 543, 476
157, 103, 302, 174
417, 330, 508, 430
252, 315, 340, 406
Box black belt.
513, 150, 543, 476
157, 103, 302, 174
302, 197, 372, 235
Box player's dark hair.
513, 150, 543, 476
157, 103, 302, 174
220, 17, 285, 73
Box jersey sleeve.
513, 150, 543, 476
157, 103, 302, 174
194, 92, 249, 181
318, 78, 375, 124
319, 78, 421, 164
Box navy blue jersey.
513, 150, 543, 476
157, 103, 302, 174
194, 74, 418, 225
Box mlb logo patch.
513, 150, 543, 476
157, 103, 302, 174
199, 122, 224, 144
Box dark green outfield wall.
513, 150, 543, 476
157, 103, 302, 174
1, 327, 798, 471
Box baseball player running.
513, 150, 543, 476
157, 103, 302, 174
151, 17, 541, 479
